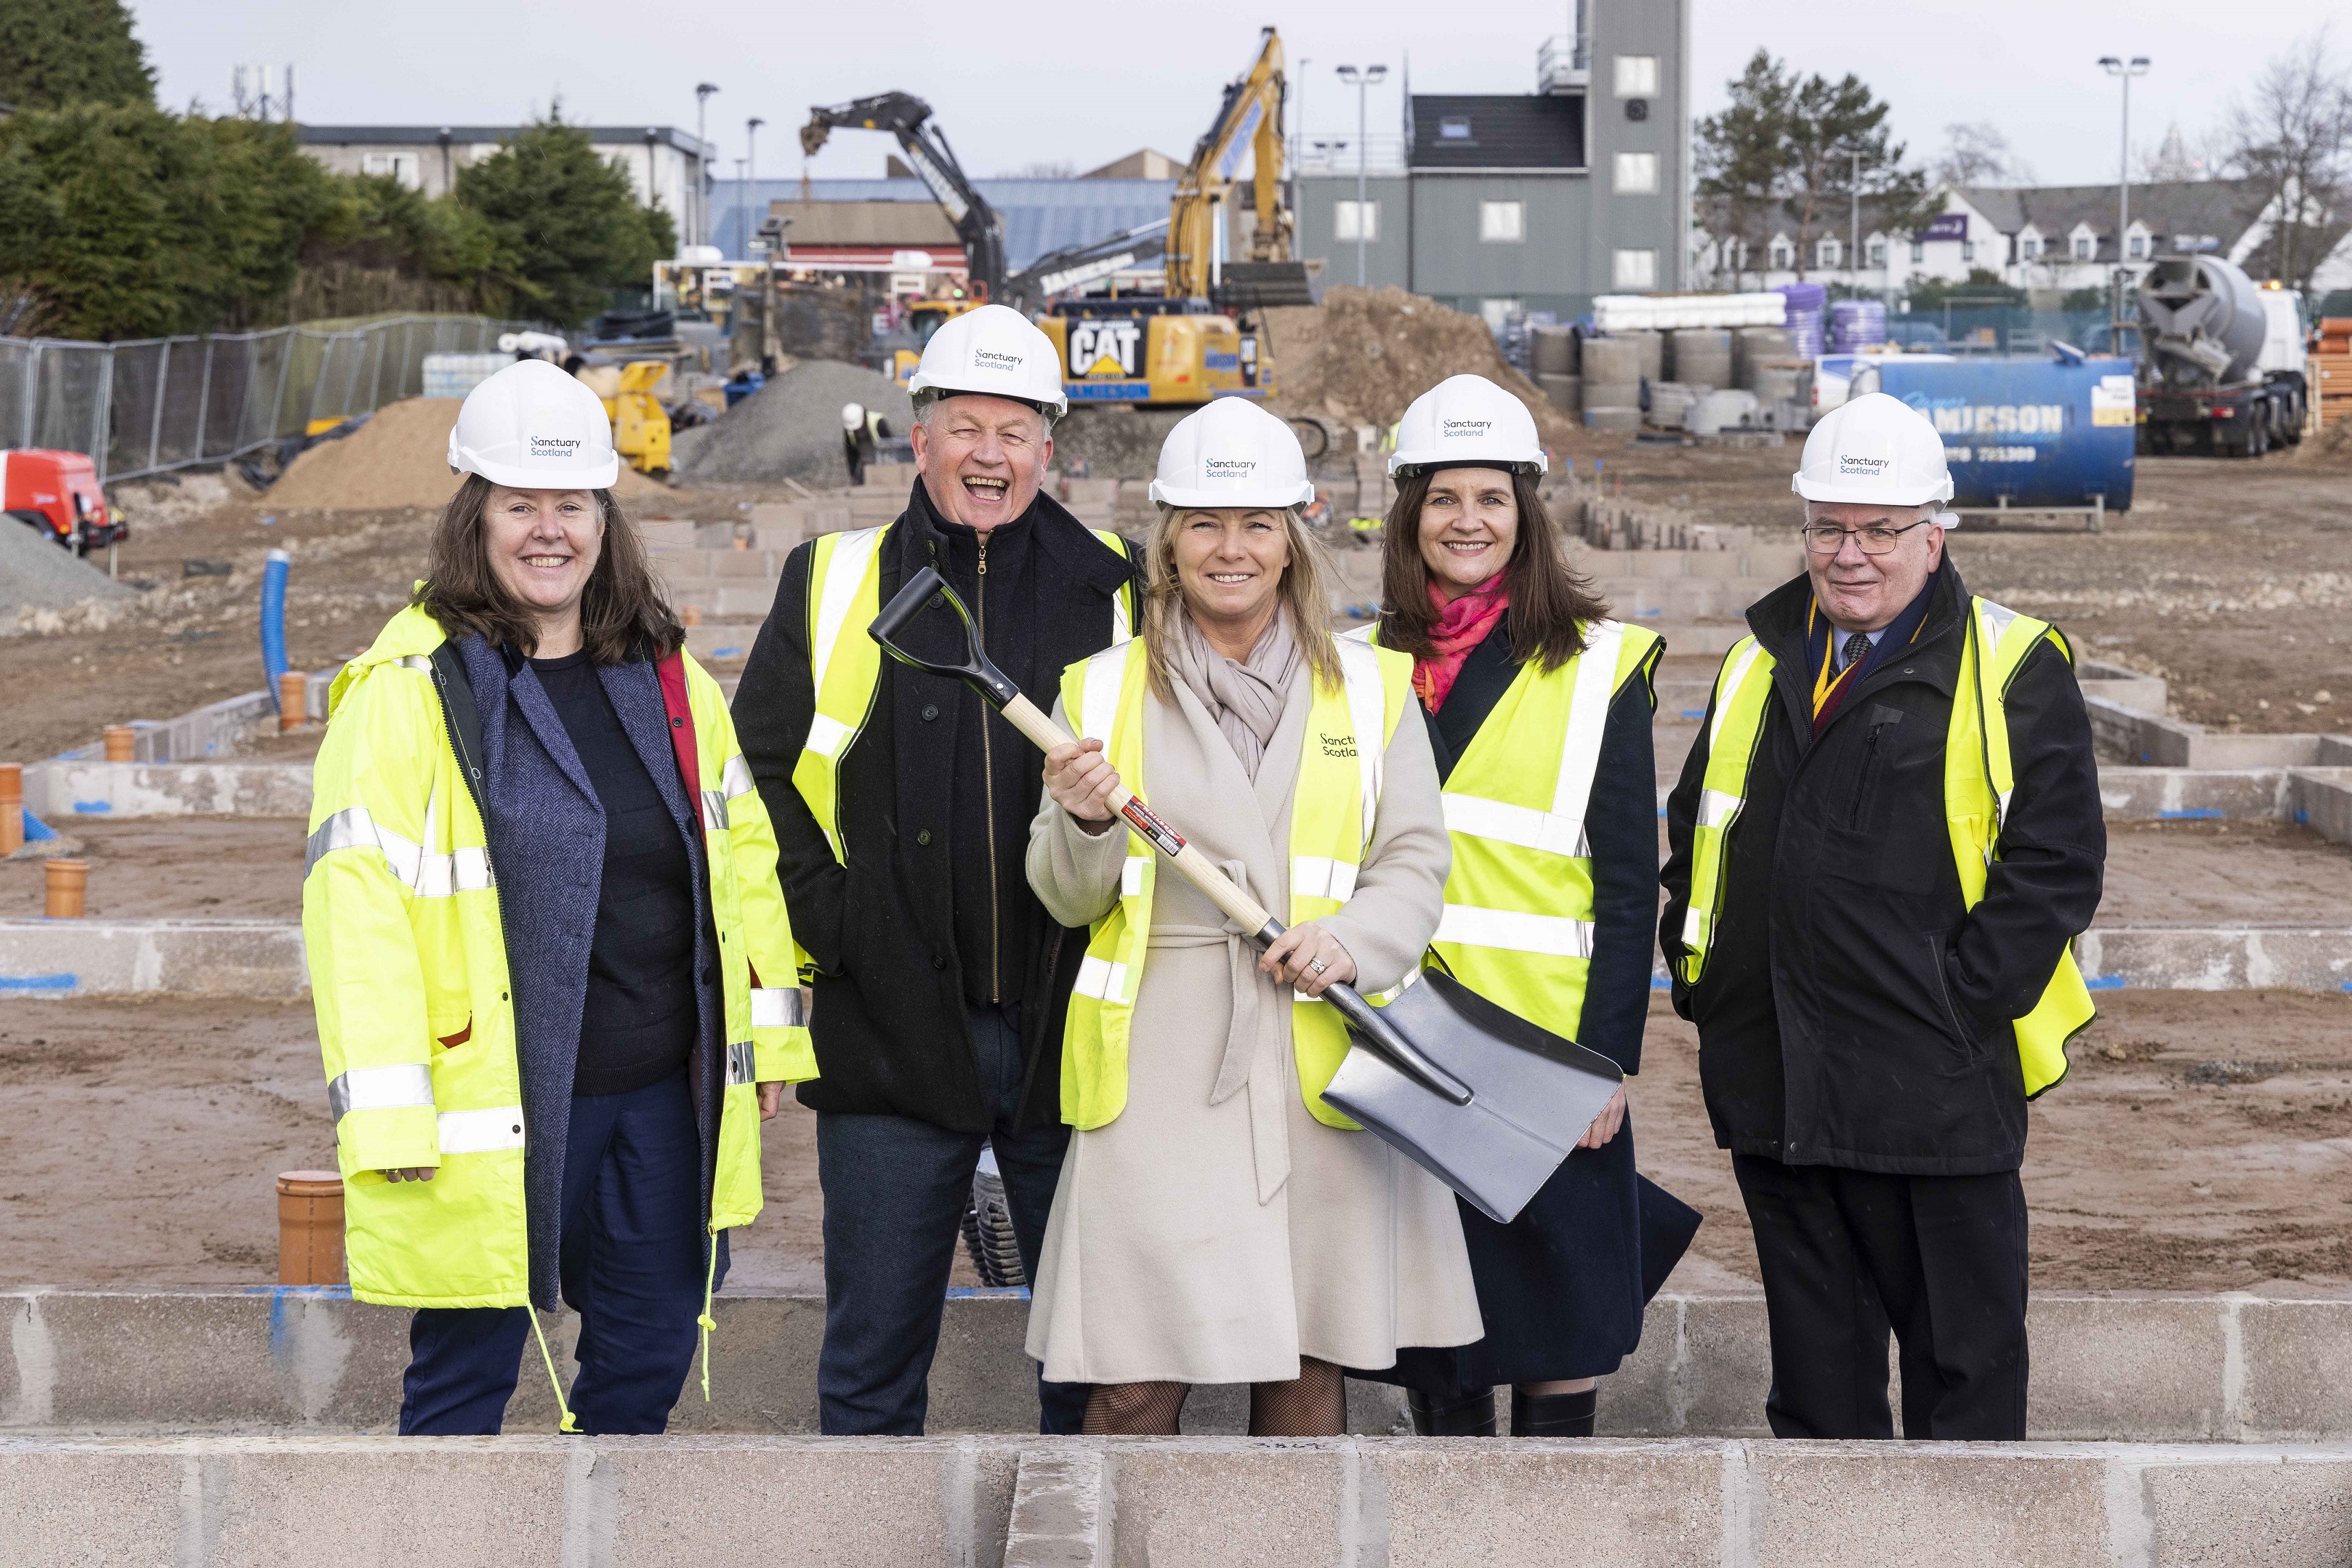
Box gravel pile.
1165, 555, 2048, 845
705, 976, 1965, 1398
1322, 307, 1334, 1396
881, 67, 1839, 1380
267, 397, 667, 512
674, 360, 914, 486
0, 517, 134, 629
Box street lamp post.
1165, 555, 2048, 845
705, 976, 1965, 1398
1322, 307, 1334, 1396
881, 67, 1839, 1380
1293, 57, 1309, 171
734, 156, 749, 260
696, 84, 719, 247
746, 117, 767, 256
2098, 55, 2151, 322
1335, 63, 1388, 288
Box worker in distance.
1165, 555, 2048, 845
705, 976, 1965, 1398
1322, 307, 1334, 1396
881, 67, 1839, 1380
1345, 374, 1696, 1438
1660, 392, 2105, 1440
303, 360, 810, 1434
1025, 398, 1478, 1435
733, 306, 1140, 1435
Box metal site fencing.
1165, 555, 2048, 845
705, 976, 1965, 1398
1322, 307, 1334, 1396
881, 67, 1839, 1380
0, 313, 534, 485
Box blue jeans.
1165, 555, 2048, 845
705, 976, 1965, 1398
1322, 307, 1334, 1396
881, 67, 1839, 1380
400, 1070, 724, 1435
816, 1003, 1087, 1434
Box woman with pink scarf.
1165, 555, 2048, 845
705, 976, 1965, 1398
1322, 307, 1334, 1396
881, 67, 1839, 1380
1350, 375, 1693, 1438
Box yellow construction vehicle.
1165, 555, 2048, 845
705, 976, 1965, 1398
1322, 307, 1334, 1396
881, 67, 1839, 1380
576, 361, 673, 477
890, 296, 983, 384
1026, 27, 1319, 407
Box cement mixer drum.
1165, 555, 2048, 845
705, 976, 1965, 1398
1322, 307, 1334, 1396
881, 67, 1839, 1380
2137, 256, 2269, 387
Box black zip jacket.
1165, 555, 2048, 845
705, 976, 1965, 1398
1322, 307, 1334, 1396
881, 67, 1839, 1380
1657, 559, 2104, 1175
731, 481, 1140, 1133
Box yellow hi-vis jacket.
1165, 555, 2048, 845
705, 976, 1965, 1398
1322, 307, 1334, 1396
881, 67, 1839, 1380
787, 520, 1136, 961
302, 605, 815, 1308
1678, 595, 2095, 1098
1054, 633, 1414, 1130
1364, 618, 1662, 1041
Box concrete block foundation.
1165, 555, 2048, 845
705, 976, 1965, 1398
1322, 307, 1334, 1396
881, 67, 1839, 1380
0, 920, 307, 998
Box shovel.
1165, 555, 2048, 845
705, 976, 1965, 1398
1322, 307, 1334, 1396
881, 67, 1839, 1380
869, 567, 1623, 1223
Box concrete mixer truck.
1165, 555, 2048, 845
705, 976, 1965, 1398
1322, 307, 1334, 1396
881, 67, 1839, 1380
2135, 256, 2308, 458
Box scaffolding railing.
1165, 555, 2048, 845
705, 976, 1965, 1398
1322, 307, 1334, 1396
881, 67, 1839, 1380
0, 313, 533, 485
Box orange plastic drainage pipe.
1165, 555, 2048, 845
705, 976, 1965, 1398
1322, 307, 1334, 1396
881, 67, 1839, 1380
278, 671, 307, 732
44, 859, 87, 918
102, 725, 135, 762
276, 1171, 345, 1286
0, 763, 20, 857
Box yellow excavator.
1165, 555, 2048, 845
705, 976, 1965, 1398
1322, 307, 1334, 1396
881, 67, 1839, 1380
1031, 26, 1320, 406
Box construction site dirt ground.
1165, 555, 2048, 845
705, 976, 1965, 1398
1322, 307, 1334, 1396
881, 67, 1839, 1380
3, 989, 2348, 1300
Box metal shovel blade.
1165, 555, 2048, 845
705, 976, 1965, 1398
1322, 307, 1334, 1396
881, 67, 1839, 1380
1321, 969, 1624, 1225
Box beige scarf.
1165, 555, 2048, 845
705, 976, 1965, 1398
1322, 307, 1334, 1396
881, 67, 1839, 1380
1169, 607, 1301, 780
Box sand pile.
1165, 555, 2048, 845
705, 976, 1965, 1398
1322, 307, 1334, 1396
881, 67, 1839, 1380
673, 360, 914, 486
2298, 419, 2352, 466
267, 398, 666, 512
1262, 286, 1576, 450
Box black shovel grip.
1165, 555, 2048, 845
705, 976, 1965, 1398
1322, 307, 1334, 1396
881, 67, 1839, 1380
869, 565, 1020, 707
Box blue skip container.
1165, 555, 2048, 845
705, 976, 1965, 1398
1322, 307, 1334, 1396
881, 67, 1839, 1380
1872, 353, 2138, 513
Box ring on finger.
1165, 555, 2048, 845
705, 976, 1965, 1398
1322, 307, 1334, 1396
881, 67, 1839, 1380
1308, 957, 1328, 975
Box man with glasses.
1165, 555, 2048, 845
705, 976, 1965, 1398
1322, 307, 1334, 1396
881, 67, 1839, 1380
1659, 393, 2103, 1441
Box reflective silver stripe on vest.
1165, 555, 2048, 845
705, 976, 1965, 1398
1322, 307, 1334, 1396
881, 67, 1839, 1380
436, 1106, 526, 1154
726, 1040, 758, 1086
1710, 641, 1768, 748
701, 791, 728, 831
1121, 857, 1149, 897
1551, 620, 1623, 828
1435, 903, 1596, 958
720, 752, 757, 800
810, 525, 887, 698
804, 714, 855, 758
326, 1062, 435, 1120
305, 802, 492, 897
1074, 953, 1128, 1003
1079, 645, 1125, 745
1292, 854, 1358, 902
1441, 793, 1586, 858
395, 655, 433, 671
1696, 788, 1744, 829
749, 986, 808, 1029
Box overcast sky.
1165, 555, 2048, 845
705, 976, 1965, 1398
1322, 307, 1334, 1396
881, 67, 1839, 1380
132, 0, 2343, 188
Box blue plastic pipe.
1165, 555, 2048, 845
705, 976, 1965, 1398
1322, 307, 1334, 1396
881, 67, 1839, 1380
261, 548, 290, 712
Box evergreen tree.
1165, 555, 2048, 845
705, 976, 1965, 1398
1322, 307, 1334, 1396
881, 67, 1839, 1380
0, 0, 155, 110
454, 112, 676, 327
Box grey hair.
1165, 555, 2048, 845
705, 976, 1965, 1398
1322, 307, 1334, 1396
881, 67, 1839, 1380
911, 388, 1058, 435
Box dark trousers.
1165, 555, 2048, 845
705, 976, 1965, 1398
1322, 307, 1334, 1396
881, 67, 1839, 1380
1731, 1153, 2028, 1440
400, 1071, 722, 1435
816, 1002, 1087, 1434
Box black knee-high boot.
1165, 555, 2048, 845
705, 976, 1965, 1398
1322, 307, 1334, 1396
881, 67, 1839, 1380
1511, 1386, 1597, 1436
1406, 1387, 1497, 1436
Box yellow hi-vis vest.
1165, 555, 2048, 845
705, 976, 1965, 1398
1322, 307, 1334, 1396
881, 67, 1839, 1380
1678, 596, 2095, 1099
1366, 618, 1662, 1041
1056, 634, 1414, 1131
789, 521, 1137, 877
303, 605, 815, 1309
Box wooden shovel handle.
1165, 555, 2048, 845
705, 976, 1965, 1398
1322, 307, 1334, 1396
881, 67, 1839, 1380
1002, 693, 1276, 932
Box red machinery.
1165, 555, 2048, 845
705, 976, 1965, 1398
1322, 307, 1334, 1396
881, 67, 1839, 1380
3, 449, 126, 554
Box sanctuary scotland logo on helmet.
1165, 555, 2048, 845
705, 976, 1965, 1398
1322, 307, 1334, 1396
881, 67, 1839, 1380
972, 348, 1024, 373
1203, 456, 1259, 481
1441, 418, 1494, 438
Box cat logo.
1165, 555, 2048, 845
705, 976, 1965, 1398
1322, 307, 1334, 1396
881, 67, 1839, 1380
1068, 319, 1142, 379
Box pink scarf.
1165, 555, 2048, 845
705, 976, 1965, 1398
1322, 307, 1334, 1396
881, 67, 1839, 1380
1414, 578, 1510, 712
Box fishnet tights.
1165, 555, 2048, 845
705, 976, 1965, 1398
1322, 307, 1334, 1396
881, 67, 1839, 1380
1081, 1357, 1348, 1437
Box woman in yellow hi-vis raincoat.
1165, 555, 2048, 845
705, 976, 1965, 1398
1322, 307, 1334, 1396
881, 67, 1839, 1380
303, 360, 813, 1434
1020, 398, 1478, 1437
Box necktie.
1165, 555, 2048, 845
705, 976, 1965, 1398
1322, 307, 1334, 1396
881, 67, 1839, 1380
1841, 631, 1872, 674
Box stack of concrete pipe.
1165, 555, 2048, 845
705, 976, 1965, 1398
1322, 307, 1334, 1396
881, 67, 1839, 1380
1733, 327, 1797, 392
1667, 328, 1733, 392
1581, 335, 1644, 432
1531, 326, 1579, 415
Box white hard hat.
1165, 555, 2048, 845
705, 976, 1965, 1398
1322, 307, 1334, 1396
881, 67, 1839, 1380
1148, 397, 1314, 510
1388, 373, 1549, 477
1792, 392, 1954, 514
448, 358, 619, 490
906, 303, 1068, 418
842, 402, 866, 429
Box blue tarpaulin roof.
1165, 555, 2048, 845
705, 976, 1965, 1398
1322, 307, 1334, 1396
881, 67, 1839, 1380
706, 177, 1175, 273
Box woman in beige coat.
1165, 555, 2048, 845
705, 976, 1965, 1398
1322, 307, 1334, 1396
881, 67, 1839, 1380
1023, 399, 1480, 1436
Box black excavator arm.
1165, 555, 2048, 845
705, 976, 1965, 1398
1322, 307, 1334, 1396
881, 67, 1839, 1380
801, 92, 1007, 302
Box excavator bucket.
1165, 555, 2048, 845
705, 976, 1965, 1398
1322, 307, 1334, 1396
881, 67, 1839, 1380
1215, 260, 1325, 310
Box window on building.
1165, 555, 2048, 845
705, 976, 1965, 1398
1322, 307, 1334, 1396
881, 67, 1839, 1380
1910, 238, 1925, 263
1771, 243, 1793, 270
1334, 201, 1379, 242
1613, 152, 1658, 194
1438, 116, 1472, 141
1961, 241, 1975, 262
1480, 201, 1526, 243
1479, 299, 1520, 332
2021, 238, 2039, 259
2128, 233, 2147, 259
361, 152, 421, 190
1818, 238, 1841, 269
2074, 235, 2093, 259
1614, 248, 1658, 288
1614, 54, 1659, 97
1869, 239, 1887, 267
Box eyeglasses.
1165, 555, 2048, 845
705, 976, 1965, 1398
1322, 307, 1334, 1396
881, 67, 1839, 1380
1800, 519, 1934, 557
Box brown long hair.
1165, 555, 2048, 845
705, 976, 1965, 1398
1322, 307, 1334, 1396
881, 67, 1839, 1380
1377, 468, 1607, 674
414, 474, 683, 663
1142, 503, 1343, 700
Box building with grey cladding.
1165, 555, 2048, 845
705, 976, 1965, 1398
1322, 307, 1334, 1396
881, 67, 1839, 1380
1296, 7, 1688, 326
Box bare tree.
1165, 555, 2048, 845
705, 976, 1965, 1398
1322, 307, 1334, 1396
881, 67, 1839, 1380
1933, 122, 2035, 188
2221, 28, 2352, 295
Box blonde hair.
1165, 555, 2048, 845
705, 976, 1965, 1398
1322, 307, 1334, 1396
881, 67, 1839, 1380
1143, 503, 1342, 700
